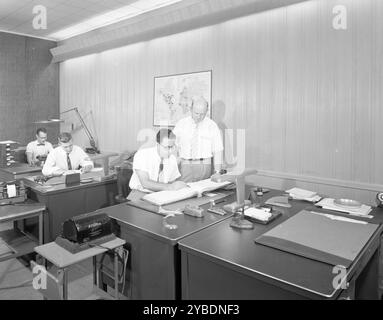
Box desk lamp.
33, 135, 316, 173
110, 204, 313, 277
34, 107, 100, 154
214, 168, 258, 229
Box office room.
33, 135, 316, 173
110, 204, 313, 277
0, 0, 382, 305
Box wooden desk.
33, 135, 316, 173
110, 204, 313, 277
35, 237, 125, 300
97, 190, 235, 300
0, 163, 41, 181
23, 172, 118, 242
0, 202, 45, 262
179, 190, 383, 300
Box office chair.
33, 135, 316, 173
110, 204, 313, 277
114, 162, 133, 203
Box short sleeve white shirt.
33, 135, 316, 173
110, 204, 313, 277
173, 116, 223, 159
26, 140, 53, 161
129, 146, 181, 192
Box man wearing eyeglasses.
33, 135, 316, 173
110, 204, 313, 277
26, 128, 53, 166
173, 96, 224, 182
128, 129, 188, 201
42, 132, 94, 176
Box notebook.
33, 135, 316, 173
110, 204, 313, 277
255, 210, 379, 267
142, 179, 231, 206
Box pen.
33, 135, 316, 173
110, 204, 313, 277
213, 199, 226, 205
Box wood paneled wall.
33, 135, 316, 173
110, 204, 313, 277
59, 0, 383, 205
0, 32, 59, 145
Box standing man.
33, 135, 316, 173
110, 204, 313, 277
26, 128, 53, 166
173, 97, 224, 182
128, 129, 187, 201
42, 132, 94, 176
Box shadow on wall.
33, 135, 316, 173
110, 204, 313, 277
212, 100, 236, 170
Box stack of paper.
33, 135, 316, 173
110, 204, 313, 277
316, 198, 372, 216
142, 179, 231, 206
286, 187, 322, 203
244, 207, 272, 221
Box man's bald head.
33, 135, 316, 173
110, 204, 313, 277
191, 97, 209, 123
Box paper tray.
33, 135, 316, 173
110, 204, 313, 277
244, 211, 281, 225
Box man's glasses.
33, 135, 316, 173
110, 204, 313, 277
159, 144, 176, 150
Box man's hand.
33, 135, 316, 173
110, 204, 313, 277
81, 165, 93, 173
52, 169, 64, 177
168, 181, 188, 191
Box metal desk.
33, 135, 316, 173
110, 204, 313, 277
179, 190, 383, 300
0, 163, 41, 181
23, 172, 118, 242
97, 190, 235, 299
0, 202, 45, 262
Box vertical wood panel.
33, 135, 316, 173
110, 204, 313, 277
0, 32, 58, 145
60, 0, 383, 203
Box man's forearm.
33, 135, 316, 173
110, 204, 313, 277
26, 152, 33, 165
141, 179, 170, 192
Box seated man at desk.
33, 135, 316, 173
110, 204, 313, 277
128, 129, 188, 201
26, 128, 53, 166
42, 132, 94, 176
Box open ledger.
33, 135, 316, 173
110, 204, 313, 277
142, 179, 232, 206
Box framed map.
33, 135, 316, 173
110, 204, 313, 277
153, 70, 212, 126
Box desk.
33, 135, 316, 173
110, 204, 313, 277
0, 202, 45, 262
179, 190, 383, 300
97, 190, 235, 299
0, 163, 41, 181
23, 172, 118, 242
35, 237, 125, 300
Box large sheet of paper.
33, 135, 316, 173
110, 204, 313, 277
255, 210, 379, 267
142, 179, 231, 206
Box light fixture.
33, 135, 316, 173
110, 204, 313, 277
48, 0, 183, 41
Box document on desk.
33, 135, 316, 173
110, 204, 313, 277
142, 179, 231, 206
254, 210, 379, 268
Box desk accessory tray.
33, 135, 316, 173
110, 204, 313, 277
244, 210, 282, 225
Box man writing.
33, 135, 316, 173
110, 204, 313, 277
173, 97, 224, 182
128, 129, 187, 201
26, 128, 53, 166
42, 132, 94, 176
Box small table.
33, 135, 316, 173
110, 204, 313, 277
34, 237, 126, 300
0, 202, 45, 262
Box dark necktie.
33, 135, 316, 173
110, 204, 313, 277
157, 160, 164, 182
67, 153, 72, 170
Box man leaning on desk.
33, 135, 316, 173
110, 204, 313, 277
42, 132, 94, 176
173, 96, 224, 183
127, 129, 188, 201
26, 128, 53, 166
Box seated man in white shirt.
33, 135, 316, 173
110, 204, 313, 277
26, 128, 53, 166
128, 129, 188, 201
173, 97, 224, 182
42, 132, 94, 176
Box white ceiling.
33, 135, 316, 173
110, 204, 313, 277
0, 0, 168, 41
